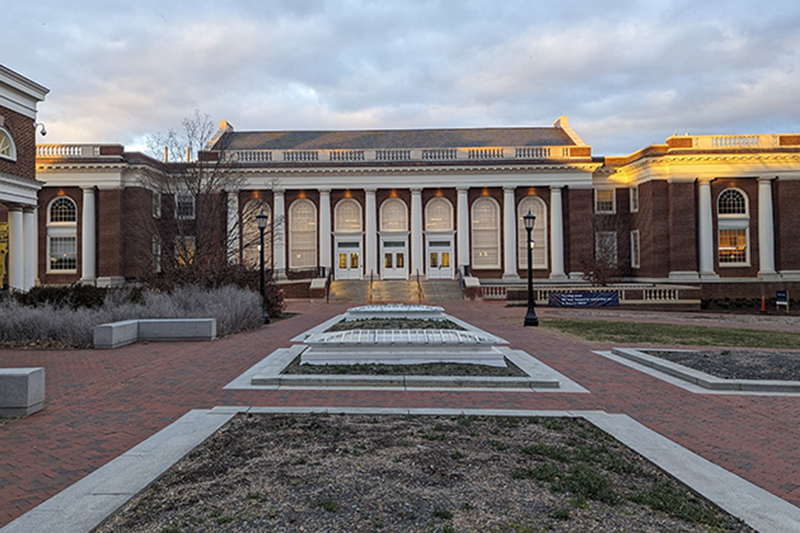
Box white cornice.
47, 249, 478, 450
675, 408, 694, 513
0, 171, 42, 205
0, 65, 49, 119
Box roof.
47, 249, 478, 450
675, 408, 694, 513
213, 126, 576, 151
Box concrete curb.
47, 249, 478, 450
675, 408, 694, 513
4, 407, 798, 533
611, 347, 800, 393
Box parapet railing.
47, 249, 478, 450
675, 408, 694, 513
480, 283, 698, 305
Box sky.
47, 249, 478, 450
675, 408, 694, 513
3, 0, 800, 155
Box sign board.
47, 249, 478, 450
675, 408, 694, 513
776, 290, 789, 312
548, 291, 619, 307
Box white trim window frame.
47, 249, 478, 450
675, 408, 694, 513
152, 191, 162, 219
717, 188, 750, 267
175, 235, 195, 266
595, 189, 616, 214
517, 196, 547, 269
46, 197, 78, 273
175, 194, 195, 220
0, 125, 17, 162
471, 197, 501, 269
630, 230, 640, 269
596, 231, 618, 264
629, 185, 639, 213
289, 199, 317, 269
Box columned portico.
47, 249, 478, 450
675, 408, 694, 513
273, 190, 286, 277
758, 177, 777, 280
549, 186, 566, 280
23, 207, 36, 290
456, 187, 469, 274
226, 190, 239, 262
502, 186, 519, 280
697, 178, 718, 279
80, 187, 96, 283
7, 206, 24, 291
410, 188, 423, 277
319, 189, 332, 274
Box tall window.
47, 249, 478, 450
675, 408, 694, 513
630, 230, 640, 268
175, 194, 195, 219
47, 197, 78, 272
596, 231, 618, 264
629, 185, 639, 213
289, 199, 317, 269
335, 199, 362, 232
595, 189, 615, 214
242, 199, 271, 268
175, 236, 195, 266
152, 191, 162, 218
517, 196, 547, 269
717, 188, 749, 266
425, 198, 453, 231
152, 236, 162, 273
380, 199, 408, 231
471, 197, 500, 269
0, 126, 16, 161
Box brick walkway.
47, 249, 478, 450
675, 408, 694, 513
1, 300, 799, 526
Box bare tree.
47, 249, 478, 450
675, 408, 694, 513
579, 214, 628, 286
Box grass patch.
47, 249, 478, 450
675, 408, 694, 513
540, 318, 800, 349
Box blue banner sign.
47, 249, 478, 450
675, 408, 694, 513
776, 290, 788, 304
549, 291, 620, 307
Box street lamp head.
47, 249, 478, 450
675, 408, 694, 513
256, 211, 268, 230
523, 210, 535, 231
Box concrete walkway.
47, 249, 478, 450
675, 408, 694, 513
1, 300, 799, 529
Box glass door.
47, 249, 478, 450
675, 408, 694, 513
381, 240, 408, 279
335, 240, 362, 280
426, 239, 453, 279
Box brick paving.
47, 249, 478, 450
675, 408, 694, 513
1, 300, 799, 527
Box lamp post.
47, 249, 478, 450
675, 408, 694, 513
523, 211, 538, 326
256, 211, 270, 324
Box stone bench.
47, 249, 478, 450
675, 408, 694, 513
0, 368, 45, 418
94, 318, 217, 349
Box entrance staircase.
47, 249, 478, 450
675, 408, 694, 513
328, 279, 464, 304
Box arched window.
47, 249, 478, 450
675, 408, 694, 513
380, 199, 407, 232
289, 199, 317, 269
0, 127, 16, 161
47, 196, 78, 272
471, 197, 500, 269
335, 199, 362, 232
242, 199, 272, 268
425, 198, 453, 231
517, 196, 547, 269
717, 188, 749, 265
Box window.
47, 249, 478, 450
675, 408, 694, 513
152, 236, 162, 273
49, 237, 77, 271
242, 200, 271, 268
471, 197, 500, 269
175, 236, 195, 266
380, 199, 407, 231
717, 188, 749, 266
595, 189, 615, 214
596, 231, 618, 264
630, 230, 640, 268
425, 198, 453, 231
629, 186, 639, 213
175, 194, 195, 219
517, 196, 547, 269
153, 191, 162, 218
289, 199, 317, 269
47, 197, 78, 273
335, 199, 362, 232
0, 126, 16, 161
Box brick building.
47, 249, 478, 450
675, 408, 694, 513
0, 65, 48, 291
31, 117, 800, 299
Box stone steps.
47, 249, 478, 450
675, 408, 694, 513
328, 280, 463, 304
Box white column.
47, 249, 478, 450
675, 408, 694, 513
80, 187, 96, 283
758, 177, 777, 279
698, 179, 717, 279
226, 190, 239, 263
457, 187, 470, 274
23, 208, 36, 291
549, 186, 566, 280
273, 190, 286, 278
7, 206, 24, 291
502, 186, 519, 280
411, 188, 423, 277
365, 188, 377, 276
319, 189, 331, 273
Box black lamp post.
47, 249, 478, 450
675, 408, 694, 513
523, 210, 538, 327
256, 211, 270, 324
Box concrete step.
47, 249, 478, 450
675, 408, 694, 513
328, 280, 463, 303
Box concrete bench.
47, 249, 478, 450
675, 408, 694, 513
0, 368, 45, 418
93, 318, 217, 349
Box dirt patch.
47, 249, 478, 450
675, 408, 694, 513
95, 414, 752, 533
643, 349, 800, 381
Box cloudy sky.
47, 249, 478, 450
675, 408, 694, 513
4, 0, 799, 155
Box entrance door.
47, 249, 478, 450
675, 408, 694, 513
426, 239, 453, 279
335, 241, 362, 280
381, 240, 408, 279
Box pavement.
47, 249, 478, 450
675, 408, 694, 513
1, 300, 799, 531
